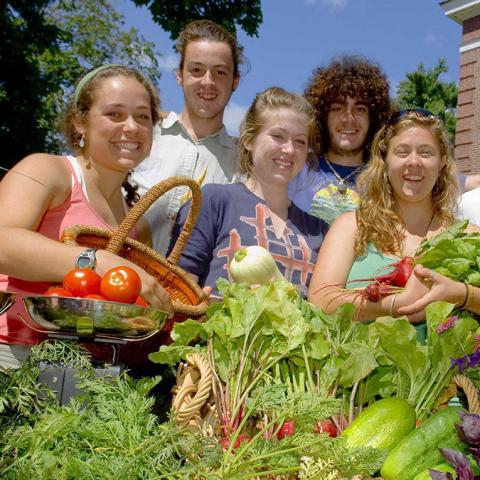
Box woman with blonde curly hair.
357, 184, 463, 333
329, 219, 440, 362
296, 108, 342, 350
308, 109, 479, 337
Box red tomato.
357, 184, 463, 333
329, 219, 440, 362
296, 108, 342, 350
100, 266, 141, 304
135, 296, 149, 307
63, 268, 102, 297
84, 294, 108, 301
44, 286, 73, 297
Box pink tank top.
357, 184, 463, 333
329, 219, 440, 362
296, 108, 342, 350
0, 156, 132, 345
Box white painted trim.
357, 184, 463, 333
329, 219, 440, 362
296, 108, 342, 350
441, 0, 480, 24
460, 38, 480, 51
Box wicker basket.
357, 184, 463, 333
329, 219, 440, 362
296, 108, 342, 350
60, 176, 209, 365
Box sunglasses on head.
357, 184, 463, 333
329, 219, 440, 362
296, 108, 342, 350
394, 108, 437, 120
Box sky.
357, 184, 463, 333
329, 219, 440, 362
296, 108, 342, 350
118, 0, 462, 135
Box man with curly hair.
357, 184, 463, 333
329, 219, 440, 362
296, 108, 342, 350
289, 55, 392, 224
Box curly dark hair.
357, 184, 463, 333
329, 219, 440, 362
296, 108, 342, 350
304, 54, 392, 158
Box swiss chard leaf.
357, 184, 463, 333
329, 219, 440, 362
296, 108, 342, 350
416, 220, 469, 257
337, 343, 378, 388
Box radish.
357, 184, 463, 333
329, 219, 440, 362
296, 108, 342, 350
314, 419, 337, 438
348, 257, 414, 289
277, 419, 295, 440
363, 282, 399, 303
219, 433, 251, 450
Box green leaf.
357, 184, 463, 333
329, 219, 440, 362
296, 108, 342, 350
338, 344, 378, 387
468, 271, 480, 287
307, 332, 331, 361
443, 258, 473, 278
148, 345, 197, 365
369, 317, 429, 400
361, 366, 397, 402
170, 318, 206, 344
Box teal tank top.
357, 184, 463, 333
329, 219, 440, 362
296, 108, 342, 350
347, 244, 427, 343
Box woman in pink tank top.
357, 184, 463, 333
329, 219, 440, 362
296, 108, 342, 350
0, 65, 173, 364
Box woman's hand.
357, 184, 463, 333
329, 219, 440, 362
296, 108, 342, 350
396, 264, 465, 320
394, 267, 432, 323
96, 249, 174, 316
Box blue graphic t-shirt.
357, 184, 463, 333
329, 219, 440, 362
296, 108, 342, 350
170, 183, 329, 297
288, 157, 364, 224
290, 158, 470, 225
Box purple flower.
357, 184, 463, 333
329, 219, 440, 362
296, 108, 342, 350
438, 315, 459, 333
451, 350, 480, 373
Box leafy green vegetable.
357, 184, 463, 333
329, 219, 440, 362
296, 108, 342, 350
414, 221, 480, 286
369, 302, 479, 419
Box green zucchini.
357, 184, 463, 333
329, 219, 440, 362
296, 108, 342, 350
381, 406, 465, 480
341, 397, 416, 454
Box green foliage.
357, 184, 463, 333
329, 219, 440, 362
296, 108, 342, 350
1, 0, 161, 172
0, 339, 383, 478
370, 303, 479, 420
0, 1, 62, 172
133, 0, 263, 39
415, 220, 480, 285
396, 58, 458, 141
0, 340, 91, 436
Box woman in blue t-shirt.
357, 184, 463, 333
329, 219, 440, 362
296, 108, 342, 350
170, 87, 329, 298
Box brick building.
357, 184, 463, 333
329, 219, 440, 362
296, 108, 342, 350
441, 0, 480, 174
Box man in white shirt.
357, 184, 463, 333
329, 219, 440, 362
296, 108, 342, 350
132, 20, 243, 254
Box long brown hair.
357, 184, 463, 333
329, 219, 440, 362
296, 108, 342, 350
355, 111, 459, 256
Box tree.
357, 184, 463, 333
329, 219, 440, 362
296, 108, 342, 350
39, 0, 162, 152
132, 0, 263, 39
395, 59, 458, 141
0, 1, 63, 172
0, 0, 161, 173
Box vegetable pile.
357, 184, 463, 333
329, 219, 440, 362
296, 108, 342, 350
3, 223, 480, 478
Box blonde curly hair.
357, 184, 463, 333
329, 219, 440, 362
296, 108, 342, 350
355, 110, 459, 256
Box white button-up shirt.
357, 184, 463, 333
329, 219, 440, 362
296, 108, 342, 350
132, 112, 238, 255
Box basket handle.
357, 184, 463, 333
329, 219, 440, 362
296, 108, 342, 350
105, 176, 201, 265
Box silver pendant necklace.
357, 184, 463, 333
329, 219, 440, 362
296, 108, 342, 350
324, 157, 364, 194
